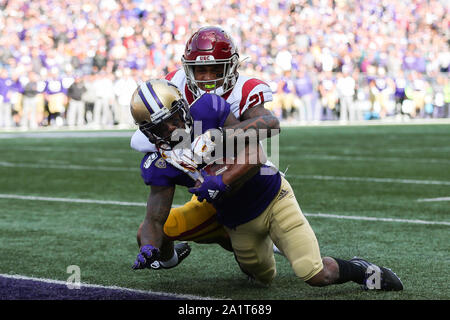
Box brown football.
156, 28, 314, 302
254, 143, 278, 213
194, 158, 233, 187
203, 161, 230, 176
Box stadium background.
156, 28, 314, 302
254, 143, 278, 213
0, 0, 449, 301
0, 0, 449, 129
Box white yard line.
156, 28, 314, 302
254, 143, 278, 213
1, 193, 448, 226
290, 174, 450, 186
0, 131, 134, 139
0, 194, 145, 206
417, 197, 450, 202
2, 146, 132, 154
0, 161, 134, 172
2, 160, 450, 187
284, 154, 450, 164
0, 273, 217, 300
304, 212, 450, 226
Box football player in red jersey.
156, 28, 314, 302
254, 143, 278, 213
131, 26, 278, 151
131, 26, 280, 255
131, 80, 403, 292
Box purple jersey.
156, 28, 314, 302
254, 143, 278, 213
45, 79, 64, 94
0, 78, 8, 101
140, 93, 281, 229
295, 75, 313, 96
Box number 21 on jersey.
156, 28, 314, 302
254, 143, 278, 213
248, 92, 265, 108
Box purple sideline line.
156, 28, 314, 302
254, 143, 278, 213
0, 275, 186, 300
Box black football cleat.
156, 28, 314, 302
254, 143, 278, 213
150, 242, 191, 270
350, 257, 404, 291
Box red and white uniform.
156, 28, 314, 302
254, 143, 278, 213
130, 70, 273, 153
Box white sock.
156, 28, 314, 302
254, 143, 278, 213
159, 249, 178, 268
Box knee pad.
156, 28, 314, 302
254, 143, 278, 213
292, 256, 324, 281
233, 244, 276, 285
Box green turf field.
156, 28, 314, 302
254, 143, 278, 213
0, 124, 449, 300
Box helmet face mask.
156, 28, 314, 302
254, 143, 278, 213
130, 80, 192, 151
139, 100, 192, 150
183, 58, 239, 96
182, 26, 239, 97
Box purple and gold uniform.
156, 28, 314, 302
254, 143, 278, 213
140, 93, 323, 285
140, 93, 281, 229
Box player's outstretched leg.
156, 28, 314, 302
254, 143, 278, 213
306, 256, 403, 291
349, 257, 403, 291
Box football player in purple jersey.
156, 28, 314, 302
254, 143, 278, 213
131, 26, 281, 258
130, 79, 403, 291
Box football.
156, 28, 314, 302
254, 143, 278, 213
203, 161, 230, 176
194, 158, 233, 187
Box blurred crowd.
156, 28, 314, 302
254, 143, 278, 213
0, 0, 449, 129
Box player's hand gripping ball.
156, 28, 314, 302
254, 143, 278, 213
192, 129, 222, 164
189, 169, 230, 202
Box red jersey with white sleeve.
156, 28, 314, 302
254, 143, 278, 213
130, 69, 273, 153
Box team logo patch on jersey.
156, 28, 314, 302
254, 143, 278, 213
143, 153, 158, 169
155, 158, 167, 169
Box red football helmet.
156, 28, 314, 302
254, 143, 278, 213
182, 26, 240, 97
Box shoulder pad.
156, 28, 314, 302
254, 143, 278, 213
238, 78, 273, 116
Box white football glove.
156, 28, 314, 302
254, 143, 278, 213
161, 148, 198, 173
192, 129, 223, 165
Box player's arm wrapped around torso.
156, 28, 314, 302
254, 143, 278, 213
202, 135, 267, 200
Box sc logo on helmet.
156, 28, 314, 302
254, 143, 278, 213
196, 55, 215, 62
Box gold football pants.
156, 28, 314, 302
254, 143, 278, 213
225, 177, 323, 284
163, 194, 230, 246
